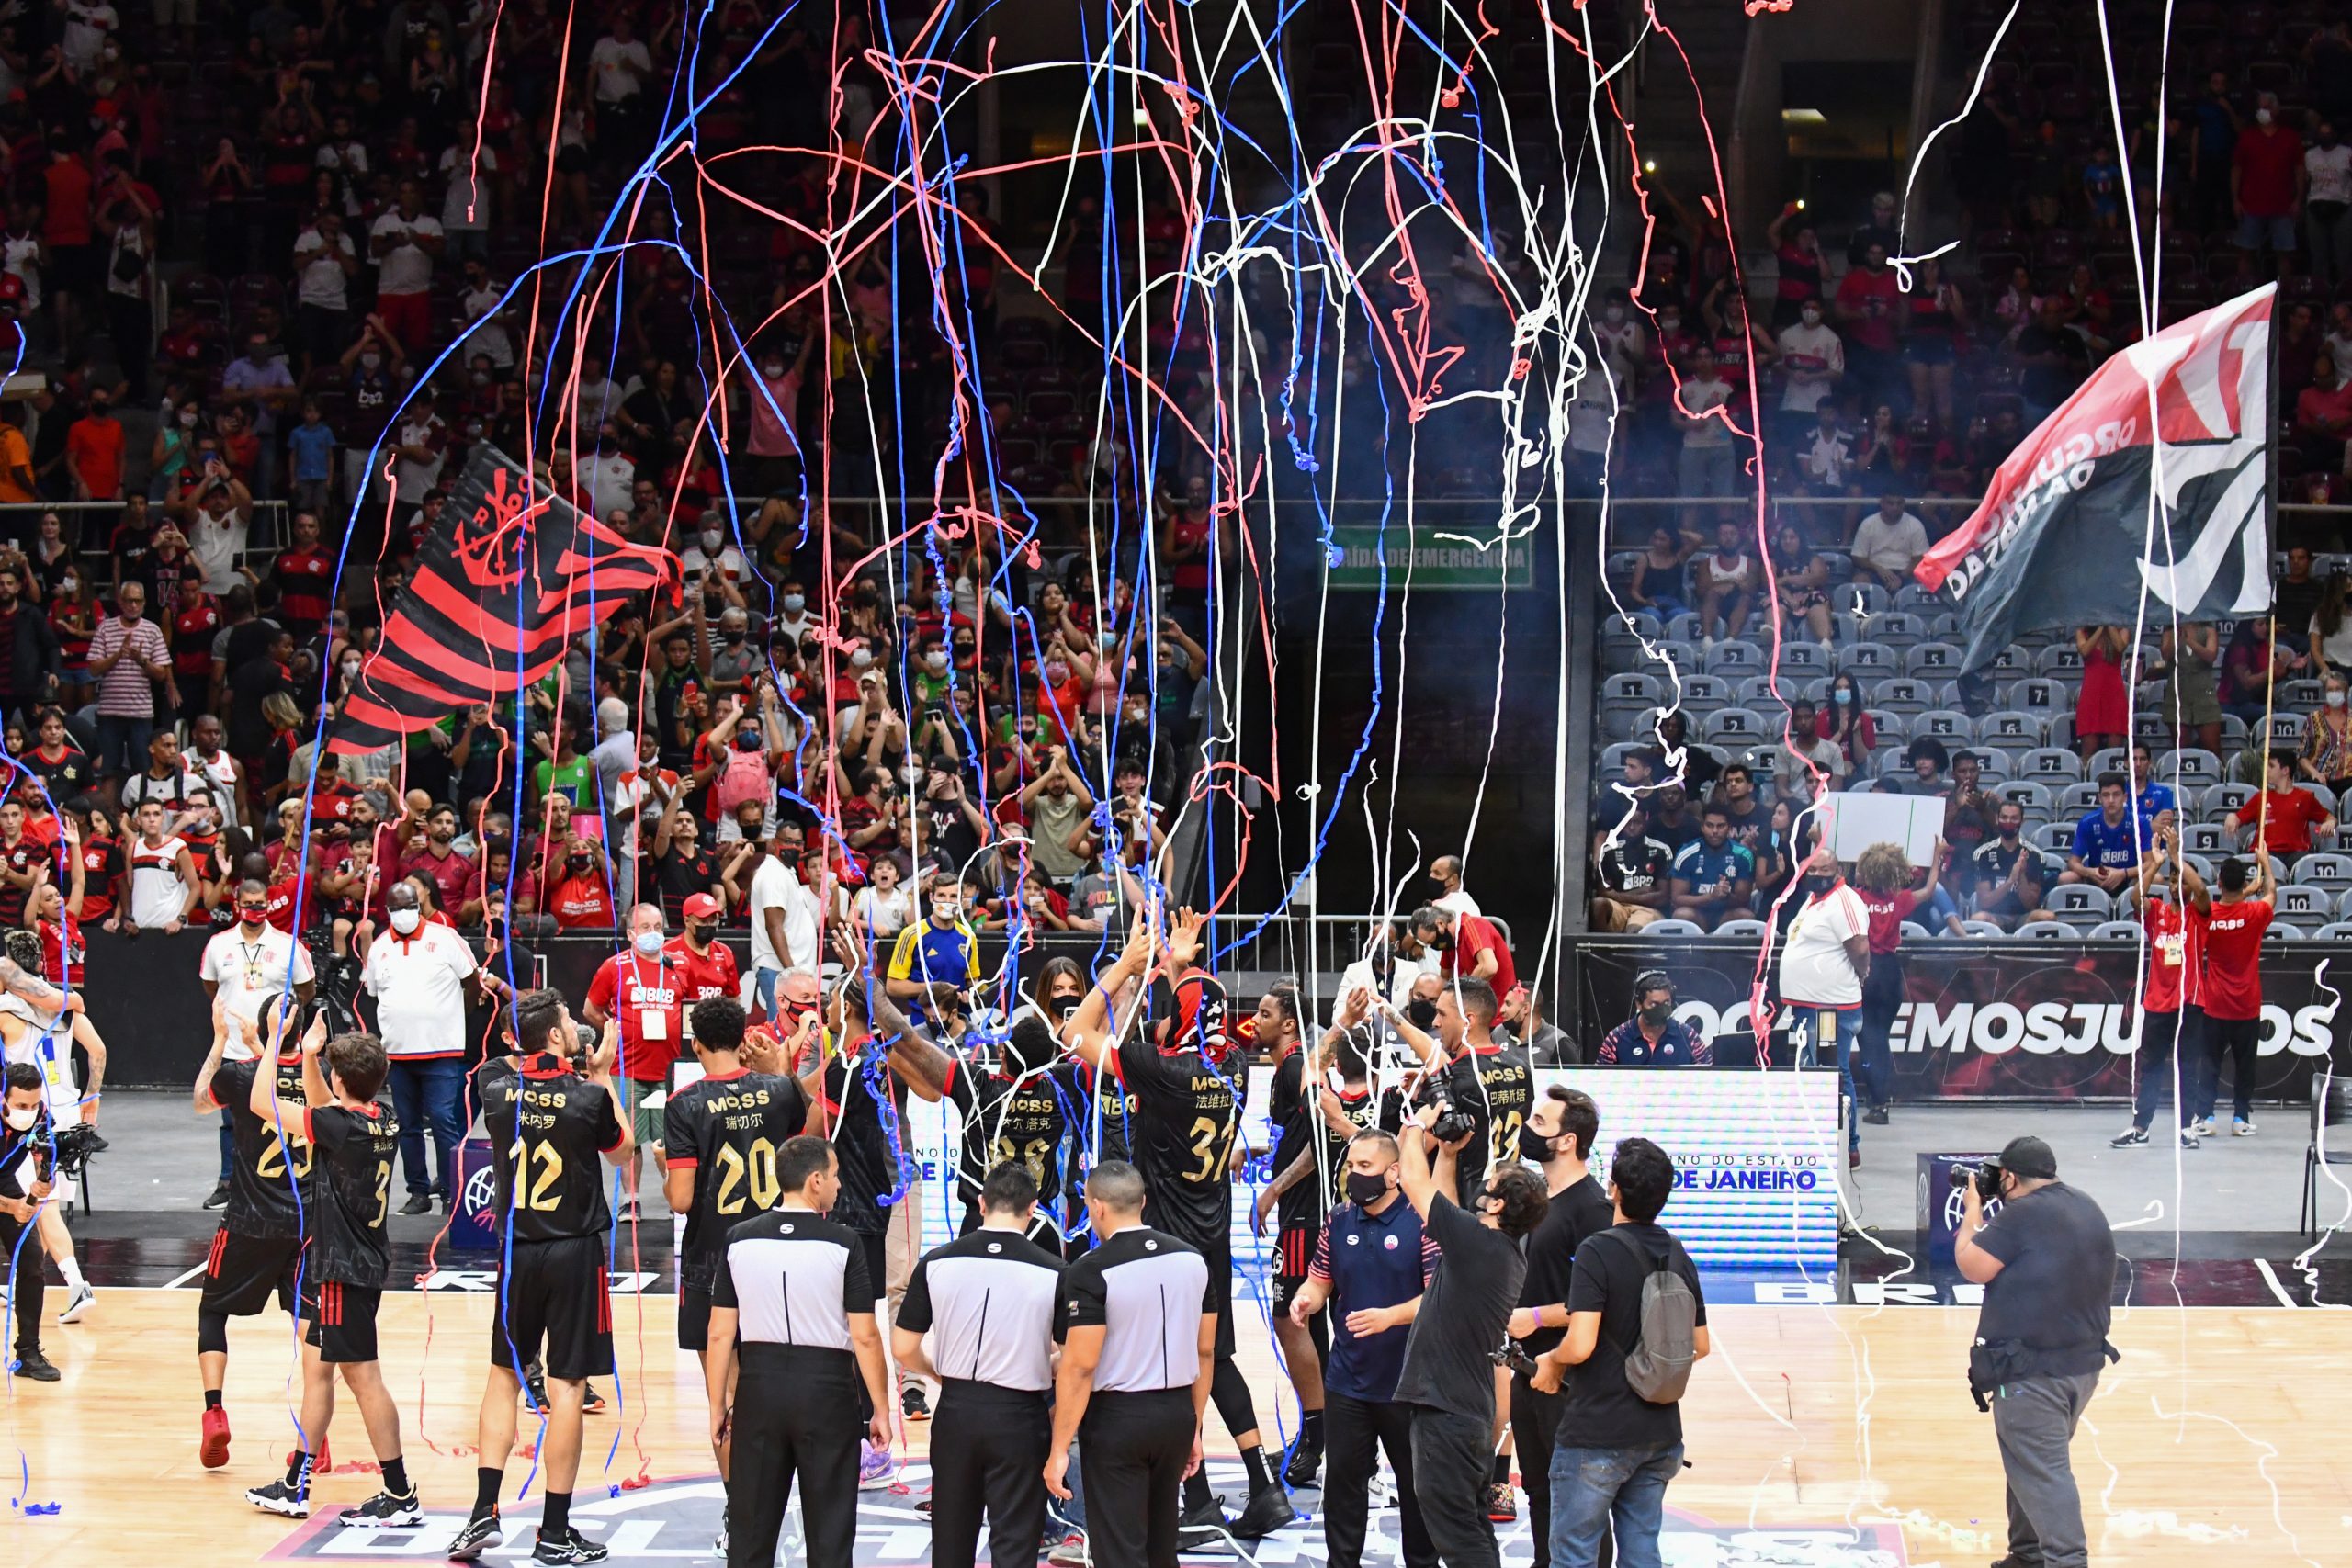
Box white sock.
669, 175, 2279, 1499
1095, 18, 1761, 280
57, 1258, 85, 1293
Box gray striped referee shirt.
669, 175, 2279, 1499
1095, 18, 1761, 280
897, 1225, 1064, 1392
1053, 1225, 1212, 1393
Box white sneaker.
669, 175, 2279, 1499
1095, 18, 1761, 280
57, 1283, 94, 1324
2189, 1118, 2215, 1137
2233, 1118, 2257, 1137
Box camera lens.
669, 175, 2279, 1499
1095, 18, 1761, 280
1948, 1164, 1976, 1191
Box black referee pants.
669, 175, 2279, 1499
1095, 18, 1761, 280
1410, 1404, 1500, 1568
1510, 1375, 1611, 1568
931, 1381, 1050, 1568
1323, 1392, 1435, 1568
730, 1354, 861, 1568
1079, 1388, 1195, 1568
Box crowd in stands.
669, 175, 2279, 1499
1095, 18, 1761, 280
1589, 8, 2352, 945
0, 2, 1241, 1049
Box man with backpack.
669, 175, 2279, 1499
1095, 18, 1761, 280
1528, 1137, 1709, 1568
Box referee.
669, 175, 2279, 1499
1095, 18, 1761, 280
894, 1161, 1064, 1568
706, 1134, 894, 1568
1046, 1160, 1218, 1568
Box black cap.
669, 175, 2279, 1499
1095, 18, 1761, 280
1996, 1135, 2058, 1180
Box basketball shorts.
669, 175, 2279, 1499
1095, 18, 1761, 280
491, 1235, 615, 1382
199, 1226, 304, 1318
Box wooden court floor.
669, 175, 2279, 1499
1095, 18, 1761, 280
0, 1290, 2344, 1563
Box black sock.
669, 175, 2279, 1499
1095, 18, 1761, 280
1182, 1467, 1215, 1513
1492, 1451, 1513, 1484
204, 1389, 223, 1410
475, 1467, 503, 1515
1301, 1409, 1325, 1449
543, 1491, 571, 1536
286, 1450, 314, 1488
1240, 1445, 1272, 1494
380, 1457, 410, 1496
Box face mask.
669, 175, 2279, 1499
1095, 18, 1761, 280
1804, 874, 1836, 896
782, 593, 805, 614
566, 853, 591, 874
3, 1107, 34, 1133
1046, 661, 1069, 682
59, 577, 74, 592
388, 907, 421, 934
239, 904, 268, 926
1658, 317, 1680, 335
2332, 691, 2347, 709
763, 363, 785, 378
1602, 305, 1624, 323
1516, 1125, 1557, 1164
700, 530, 723, 552
632, 929, 663, 956
1641, 999, 1677, 1029
1833, 689, 1853, 705
719, 627, 745, 645
177, 410, 198, 427
2256, 107, 2274, 126
359, 353, 380, 369
1802, 308, 1821, 325
1344, 1170, 1390, 1206
849, 648, 872, 670
924, 649, 947, 672
733, 728, 762, 751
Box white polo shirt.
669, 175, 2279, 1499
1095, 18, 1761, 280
360, 921, 480, 1060
199, 922, 317, 1060
1780, 882, 1869, 1009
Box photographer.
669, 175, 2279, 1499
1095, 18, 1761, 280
0, 1061, 59, 1380
1954, 1136, 2117, 1568
1393, 1101, 1547, 1568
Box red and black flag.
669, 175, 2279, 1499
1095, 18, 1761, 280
1916, 284, 2274, 671
329, 444, 675, 755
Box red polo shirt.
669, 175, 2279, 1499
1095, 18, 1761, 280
586, 950, 688, 1083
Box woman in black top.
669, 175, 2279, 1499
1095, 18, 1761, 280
1769, 523, 1832, 643
1627, 526, 1692, 621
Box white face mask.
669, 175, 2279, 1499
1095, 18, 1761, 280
924, 649, 947, 672
3, 1106, 33, 1132
782, 593, 806, 614
388, 908, 421, 934
700, 530, 723, 552
2256, 107, 2274, 126
2330, 690, 2346, 710
632, 929, 664, 956
849, 648, 872, 669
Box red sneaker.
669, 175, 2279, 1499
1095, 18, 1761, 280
200, 1405, 231, 1470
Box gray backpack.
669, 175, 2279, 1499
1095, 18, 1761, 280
1603, 1228, 1699, 1403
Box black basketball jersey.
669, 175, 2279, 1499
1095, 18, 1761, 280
1440, 1043, 1536, 1203
946, 1056, 1065, 1212
478, 1054, 626, 1243
211, 1052, 315, 1241
1063, 1059, 1135, 1164
662, 1068, 808, 1292
306, 1101, 399, 1289
820, 1044, 905, 1236
1322, 1084, 1381, 1205
1268, 1046, 1325, 1234
1114, 1032, 1245, 1252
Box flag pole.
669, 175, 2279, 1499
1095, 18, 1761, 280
2257, 285, 2280, 855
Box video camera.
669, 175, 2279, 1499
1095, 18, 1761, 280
1489, 1340, 1544, 1379
1410, 1071, 1476, 1147
50, 1122, 98, 1180
1947, 1158, 2005, 1203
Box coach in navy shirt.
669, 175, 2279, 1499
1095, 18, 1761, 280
2061, 773, 2151, 895
1286, 1129, 1440, 1568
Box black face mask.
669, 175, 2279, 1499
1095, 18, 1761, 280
684, 921, 714, 946
566, 854, 591, 874
1344, 1170, 1390, 1206
1516, 1125, 1556, 1164
1046, 992, 1080, 1021
1639, 1000, 1674, 1028
1804, 874, 1836, 896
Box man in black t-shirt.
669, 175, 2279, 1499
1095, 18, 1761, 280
1955, 1136, 2117, 1568
193, 999, 315, 1472
242, 1023, 422, 1530
1591, 801, 1672, 932
1531, 1137, 1711, 1568
448, 988, 633, 1567
1393, 1105, 1544, 1568
1501, 1088, 1615, 1567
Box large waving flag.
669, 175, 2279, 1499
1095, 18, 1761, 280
1916, 284, 2274, 671
329, 445, 676, 755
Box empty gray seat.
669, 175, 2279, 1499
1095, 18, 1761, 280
2019, 921, 2080, 940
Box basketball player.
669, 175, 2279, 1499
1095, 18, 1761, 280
871, 993, 1069, 1247
191, 995, 311, 1470
1062, 908, 1295, 1540
448, 988, 633, 1566
1251, 980, 1329, 1487
1051, 953, 1138, 1257
659, 995, 810, 1554
243, 1021, 418, 1529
